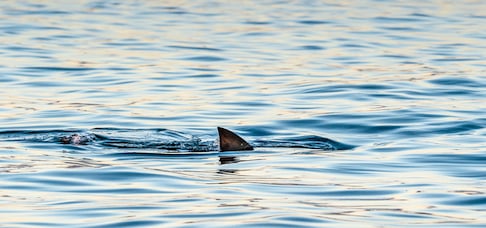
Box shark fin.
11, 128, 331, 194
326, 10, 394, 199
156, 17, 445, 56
217, 127, 253, 151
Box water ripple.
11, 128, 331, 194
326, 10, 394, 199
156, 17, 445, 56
183, 55, 228, 62
1, 0, 486, 227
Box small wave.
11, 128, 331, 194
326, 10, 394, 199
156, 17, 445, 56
253, 135, 355, 150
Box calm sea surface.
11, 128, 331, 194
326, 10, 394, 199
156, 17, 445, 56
1, 1, 485, 227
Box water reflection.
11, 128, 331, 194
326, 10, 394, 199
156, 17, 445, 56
217, 156, 240, 174
219, 156, 239, 165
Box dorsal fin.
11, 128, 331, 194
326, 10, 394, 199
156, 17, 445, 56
217, 127, 253, 151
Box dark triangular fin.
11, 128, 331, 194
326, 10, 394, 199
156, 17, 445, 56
217, 127, 253, 151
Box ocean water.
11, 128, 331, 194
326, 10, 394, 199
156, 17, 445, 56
1, 0, 485, 227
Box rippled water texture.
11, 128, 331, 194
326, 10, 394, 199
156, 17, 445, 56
1, 0, 486, 227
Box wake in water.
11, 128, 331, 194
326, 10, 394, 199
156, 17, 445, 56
0, 127, 354, 152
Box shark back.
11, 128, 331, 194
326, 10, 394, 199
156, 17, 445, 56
217, 127, 253, 151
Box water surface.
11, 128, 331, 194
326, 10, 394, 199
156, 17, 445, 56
1, 0, 485, 227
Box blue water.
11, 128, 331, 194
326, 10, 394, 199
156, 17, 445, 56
1, 1, 485, 227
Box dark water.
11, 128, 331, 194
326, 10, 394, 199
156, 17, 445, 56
1, 0, 486, 227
